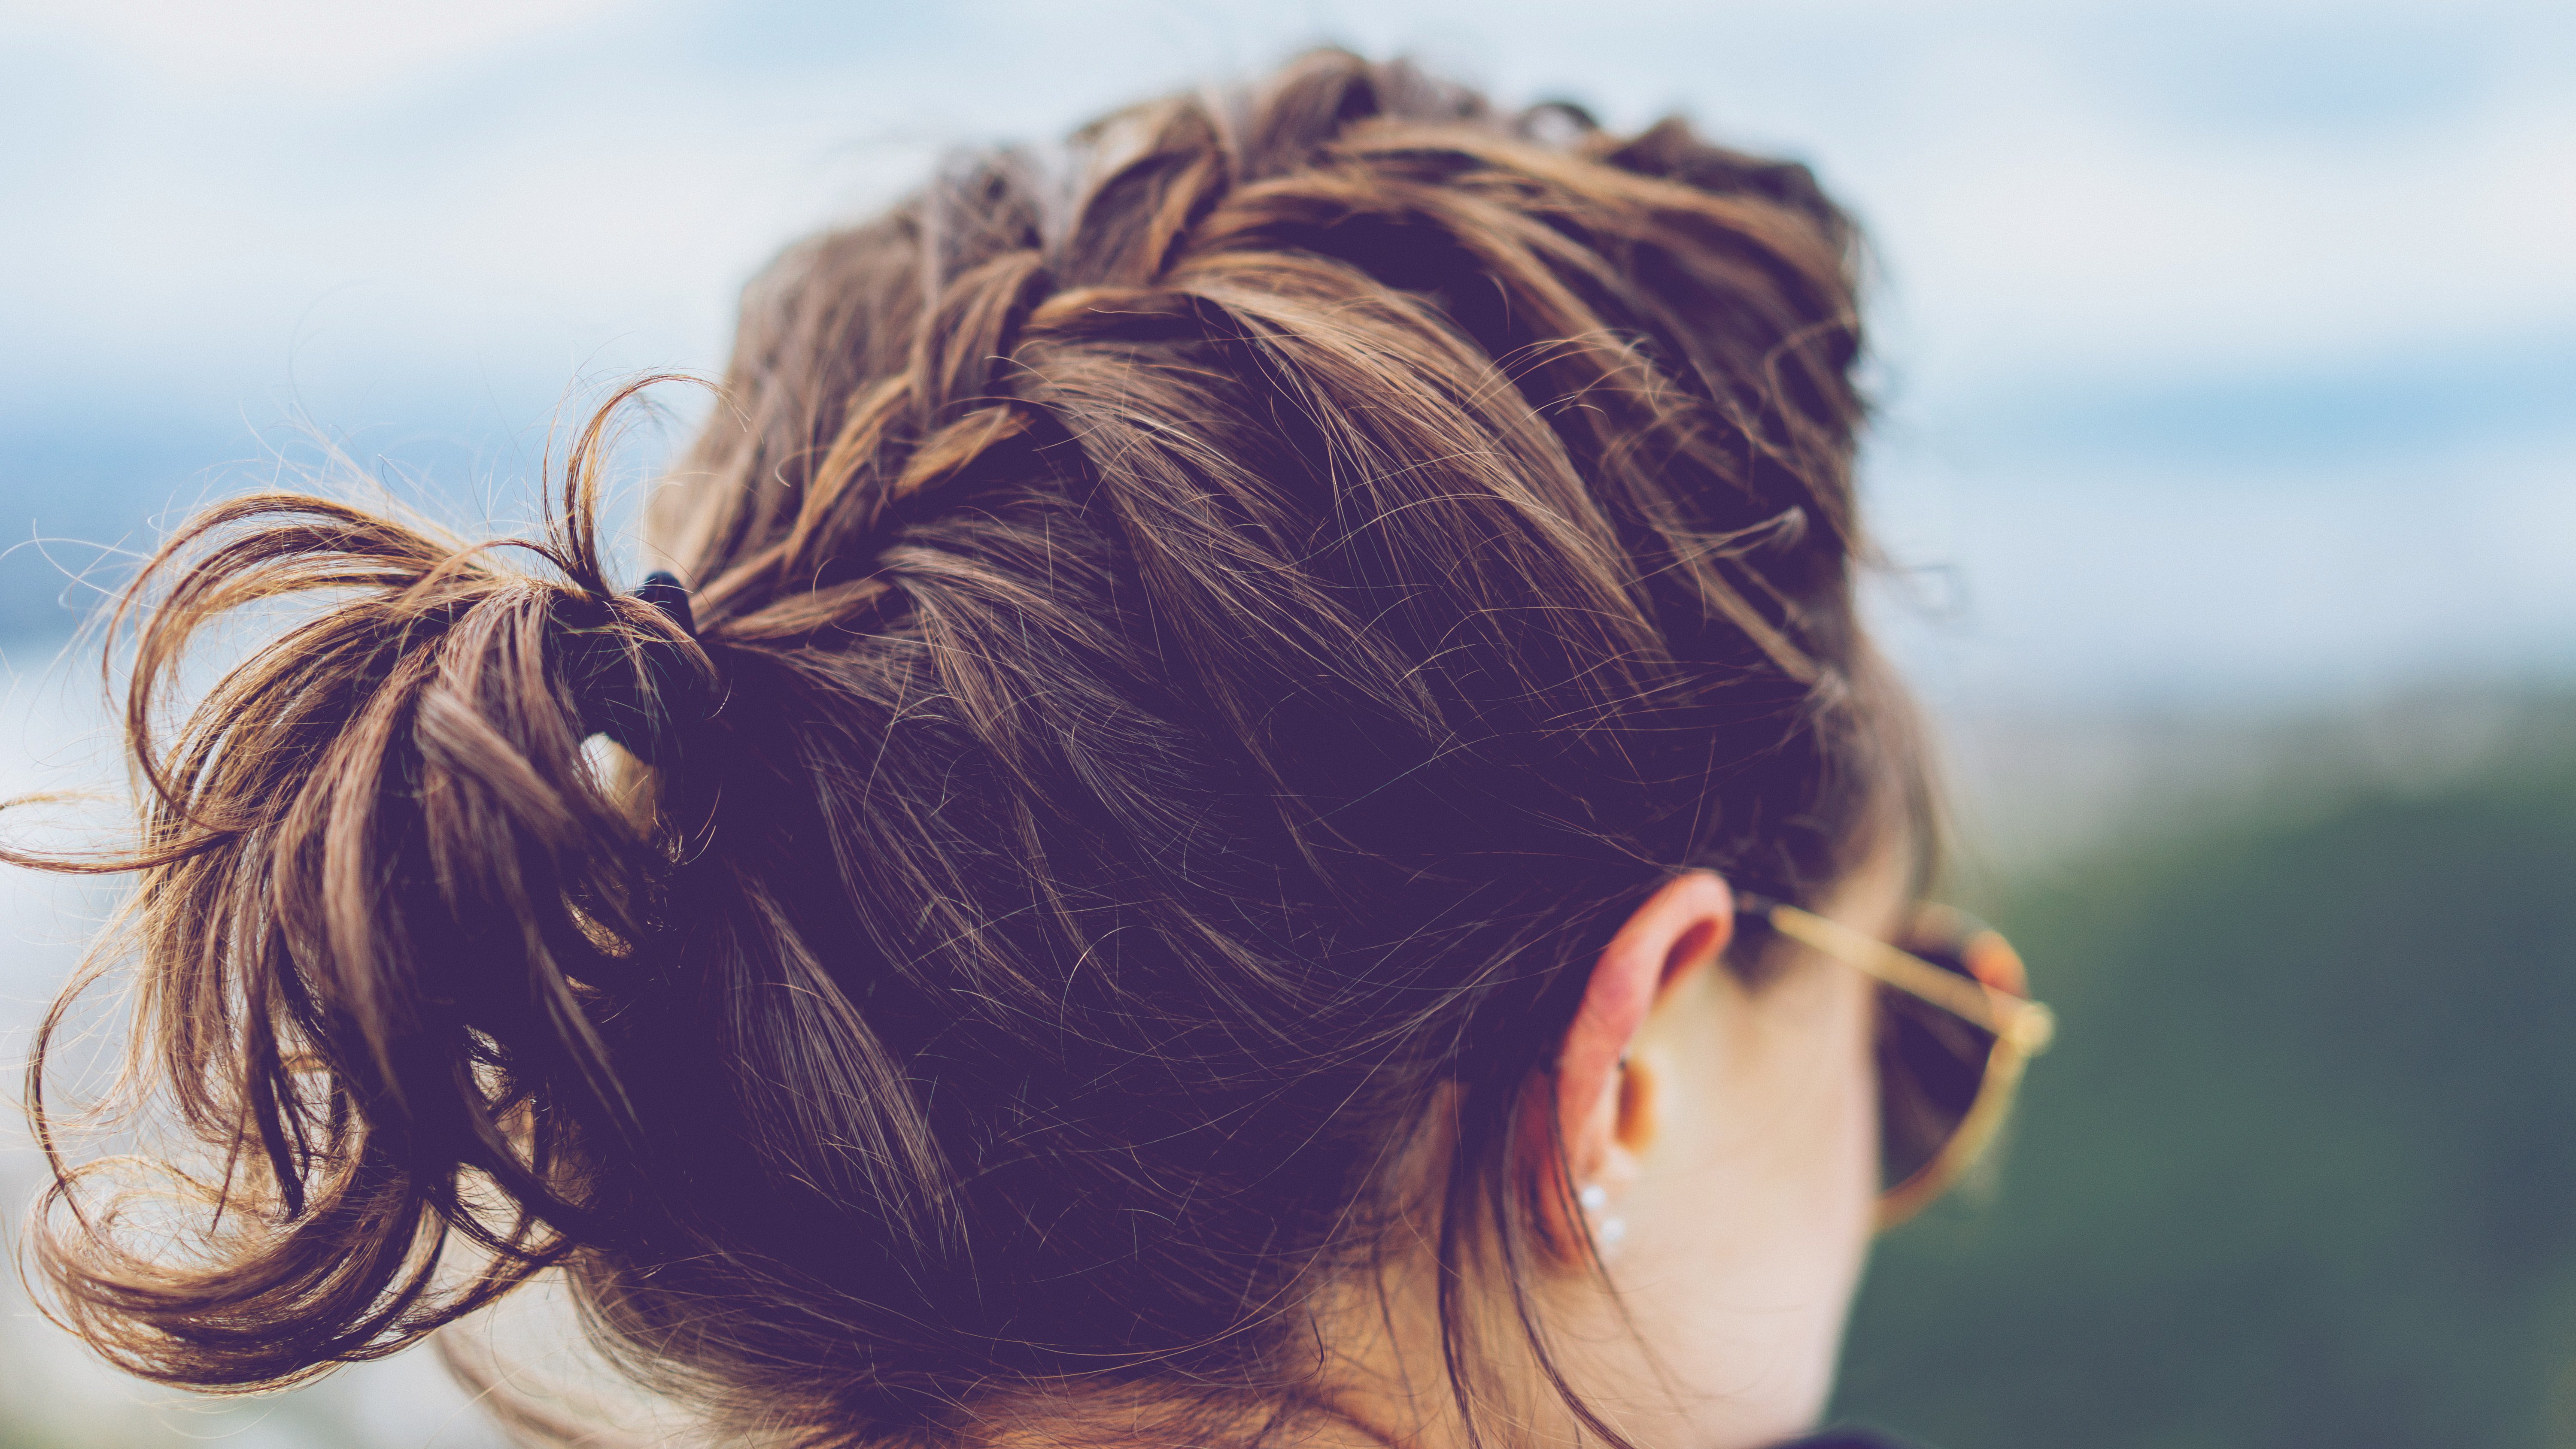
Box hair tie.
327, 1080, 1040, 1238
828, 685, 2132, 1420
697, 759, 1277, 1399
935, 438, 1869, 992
577, 571, 712, 769
633, 569, 695, 637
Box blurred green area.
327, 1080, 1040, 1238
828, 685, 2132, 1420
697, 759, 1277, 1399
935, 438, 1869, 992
1835, 715, 2576, 1449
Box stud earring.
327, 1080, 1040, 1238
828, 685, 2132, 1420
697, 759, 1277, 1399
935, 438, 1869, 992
1577, 1182, 1627, 1254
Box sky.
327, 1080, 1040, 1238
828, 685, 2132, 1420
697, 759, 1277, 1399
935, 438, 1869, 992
1, 0, 2570, 717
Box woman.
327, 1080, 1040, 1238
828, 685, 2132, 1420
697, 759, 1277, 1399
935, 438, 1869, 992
15, 49, 2049, 1449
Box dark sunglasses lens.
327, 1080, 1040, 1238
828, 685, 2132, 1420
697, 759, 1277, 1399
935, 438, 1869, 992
1876, 932, 2000, 1192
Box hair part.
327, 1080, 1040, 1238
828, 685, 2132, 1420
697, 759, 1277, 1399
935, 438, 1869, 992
13, 48, 1926, 1449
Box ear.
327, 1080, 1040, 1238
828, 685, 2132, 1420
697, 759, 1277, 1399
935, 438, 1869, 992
1534, 870, 1735, 1255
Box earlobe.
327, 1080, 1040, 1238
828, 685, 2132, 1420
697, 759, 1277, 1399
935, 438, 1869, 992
1531, 870, 1734, 1259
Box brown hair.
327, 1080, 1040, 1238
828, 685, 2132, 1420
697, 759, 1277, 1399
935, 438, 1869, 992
13, 49, 1924, 1449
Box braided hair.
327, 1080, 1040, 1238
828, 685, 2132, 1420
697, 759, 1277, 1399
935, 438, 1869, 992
16, 49, 1927, 1449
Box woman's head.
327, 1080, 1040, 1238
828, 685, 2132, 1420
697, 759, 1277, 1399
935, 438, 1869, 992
21, 49, 1928, 1449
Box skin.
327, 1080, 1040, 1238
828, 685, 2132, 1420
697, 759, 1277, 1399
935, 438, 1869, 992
1312, 857, 1905, 1449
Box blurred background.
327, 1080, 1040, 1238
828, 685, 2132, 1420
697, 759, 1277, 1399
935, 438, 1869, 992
0, 1, 2570, 1445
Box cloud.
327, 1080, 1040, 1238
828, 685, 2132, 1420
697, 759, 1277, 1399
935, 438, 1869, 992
4, 0, 637, 100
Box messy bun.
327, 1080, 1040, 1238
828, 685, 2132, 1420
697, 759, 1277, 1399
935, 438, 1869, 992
17, 49, 1924, 1449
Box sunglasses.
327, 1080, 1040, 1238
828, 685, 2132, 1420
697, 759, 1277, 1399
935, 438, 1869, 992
1733, 893, 2056, 1230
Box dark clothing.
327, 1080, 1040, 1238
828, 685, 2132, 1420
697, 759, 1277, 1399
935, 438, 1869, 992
1781, 1430, 1925, 1449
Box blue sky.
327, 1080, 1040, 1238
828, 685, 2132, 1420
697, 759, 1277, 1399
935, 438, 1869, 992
2, 0, 2570, 709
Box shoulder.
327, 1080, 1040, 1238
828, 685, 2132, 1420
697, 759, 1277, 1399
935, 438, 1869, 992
1778, 1430, 1937, 1449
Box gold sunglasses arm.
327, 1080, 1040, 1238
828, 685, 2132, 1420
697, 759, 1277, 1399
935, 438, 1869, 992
1759, 903, 2058, 1055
